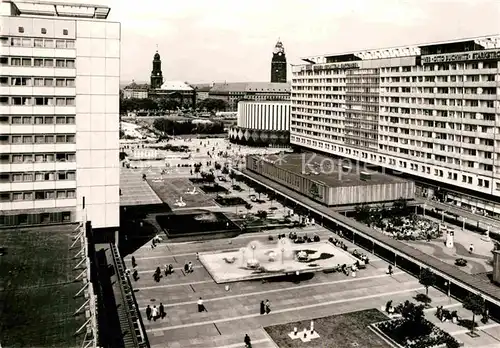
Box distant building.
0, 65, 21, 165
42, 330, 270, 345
271, 40, 287, 83
228, 100, 290, 147
123, 80, 149, 99
209, 82, 290, 111
192, 83, 212, 102
150, 80, 195, 107
150, 50, 163, 89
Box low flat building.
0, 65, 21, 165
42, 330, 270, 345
123, 81, 149, 99
229, 100, 290, 146
246, 153, 414, 206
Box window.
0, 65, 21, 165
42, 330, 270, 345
44, 59, 53, 67
22, 38, 31, 47
44, 40, 54, 48
22, 58, 31, 66
44, 78, 53, 87
34, 59, 43, 67
66, 40, 75, 49
57, 191, 66, 199
34, 39, 43, 47
45, 135, 54, 143
56, 40, 66, 49
56, 59, 65, 68
56, 79, 65, 87
67, 135, 75, 143
35, 135, 44, 143
41, 28, 47, 34
66, 60, 75, 69
23, 192, 33, 200
11, 38, 21, 46
12, 174, 22, 182
56, 98, 66, 106
35, 117, 43, 124
63, 29, 69, 36
13, 193, 23, 201
67, 116, 75, 124
18, 26, 24, 33
66, 172, 76, 180
56, 135, 65, 143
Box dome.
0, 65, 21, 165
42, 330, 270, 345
154, 51, 160, 60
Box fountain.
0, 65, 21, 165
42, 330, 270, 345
200, 239, 358, 283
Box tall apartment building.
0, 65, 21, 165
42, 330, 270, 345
291, 36, 500, 215
0, 0, 120, 229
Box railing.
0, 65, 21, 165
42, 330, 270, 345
109, 243, 148, 348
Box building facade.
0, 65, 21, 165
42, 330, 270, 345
271, 40, 287, 83
229, 101, 290, 146
291, 36, 500, 215
123, 81, 149, 99
209, 82, 291, 111
0, 0, 120, 229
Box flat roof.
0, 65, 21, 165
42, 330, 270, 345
0, 223, 86, 347
5, 0, 111, 19
257, 153, 408, 188
301, 35, 500, 63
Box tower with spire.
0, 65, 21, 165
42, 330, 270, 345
150, 48, 163, 89
271, 39, 287, 83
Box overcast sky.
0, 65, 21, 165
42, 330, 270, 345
81, 0, 499, 83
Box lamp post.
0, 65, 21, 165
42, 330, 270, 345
251, 244, 256, 260
441, 210, 445, 223
463, 217, 467, 231
281, 248, 285, 265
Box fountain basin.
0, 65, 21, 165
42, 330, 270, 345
199, 241, 358, 283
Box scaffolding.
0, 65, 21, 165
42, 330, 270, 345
71, 213, 99, 348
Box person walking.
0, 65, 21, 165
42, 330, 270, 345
260, 300, 265, 315
265, 299, 271, 314
244, 334, 252, 347
197, 297, 205, 312
153, 306, 158, 321
152, 306, 158, 321
159, 303, 165, 319
131, 256, 136, 268
146, 305, 152, 321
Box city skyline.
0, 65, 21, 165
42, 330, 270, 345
79, 0, 498, 84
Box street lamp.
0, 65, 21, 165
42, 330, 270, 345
463, 217, 467, 231
441, 210, 445, 223
281, 248, 285, 264
251, 244, 256, 260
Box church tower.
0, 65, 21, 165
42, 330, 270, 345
271, 40, 287, 83
150, 50, 163, 89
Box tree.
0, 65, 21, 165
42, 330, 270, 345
268, 192, 275, 208
400, 300, 425, 324
254, 186, 265, 200
419, 268, 436, 296
354, 204, 372, 224
463, 293, 484, 335
197, 98, 228, 112
393, 197, 408, 215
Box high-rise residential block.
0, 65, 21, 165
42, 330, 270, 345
291, 36, 500, 214
0, 0, 121, 229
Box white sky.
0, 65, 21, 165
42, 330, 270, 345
56, 0, 500, 83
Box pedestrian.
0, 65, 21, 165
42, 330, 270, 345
196, 252, 199, 260
387, 265, 393, 275
188, 261, 193, 273
244, 334, 251, 347
265, 299, 271, 314
159, 302, 165, 319
260, 300, 265, 315
146, 305, 152, 321
133, 269, 138, 281
131, 256, 136, 268
184, 262, 189, 273
197, 297, 205, 312
469, 244, 474, 254
152, 306, 158, 321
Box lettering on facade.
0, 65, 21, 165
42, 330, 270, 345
304, 62, 360, 72
422, 50, 500, 64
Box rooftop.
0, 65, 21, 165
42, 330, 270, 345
159, 81, 193, 91
258, 153, 408, 188
0, 223, 86, 347
301, 35, 500, 64
3, 0, 111, 19
210, 82, 291, 93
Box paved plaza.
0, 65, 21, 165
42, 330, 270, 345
124, 224, 500, 348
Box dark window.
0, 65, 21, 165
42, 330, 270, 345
18, 27, 24, 33
63, 29, 68, 35
18, 214, 28, 224
41, 28, 47, 34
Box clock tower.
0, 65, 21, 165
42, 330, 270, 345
150, 50, 164, 89
271, 40, 287, 83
